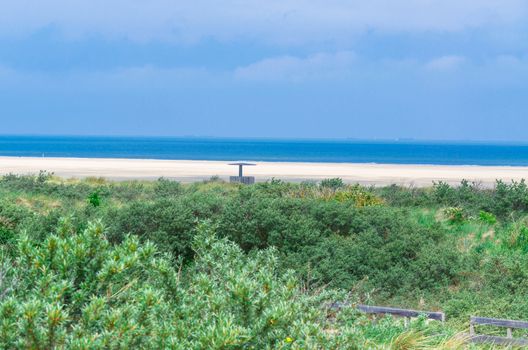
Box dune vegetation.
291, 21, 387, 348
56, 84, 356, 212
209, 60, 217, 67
1, 172, 528, 349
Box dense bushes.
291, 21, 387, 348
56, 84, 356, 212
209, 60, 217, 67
0, 171, 93, 201
380, 179, 528, 219
105, 192, 224, 261
1, 221, 179, 348
217, 187, 460, 295
1, 220, 362, 349
292, 209, 460, 295
2, 174, 528, 347
218, 189, 322, 251
0, 200, 32, 246
3, 176, 520, 301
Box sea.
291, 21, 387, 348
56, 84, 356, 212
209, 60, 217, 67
1, 135, 528, 166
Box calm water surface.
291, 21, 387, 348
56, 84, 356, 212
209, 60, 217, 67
1, 136, 528, 166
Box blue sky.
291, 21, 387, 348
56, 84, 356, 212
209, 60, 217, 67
1, 1, 528, 140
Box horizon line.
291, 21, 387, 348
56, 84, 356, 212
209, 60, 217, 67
1, 133, 528, 145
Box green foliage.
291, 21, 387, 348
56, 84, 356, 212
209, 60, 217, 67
219, 188, 322, 252
105, 191, 224, 261
417, 179, 528, 219
2, 175, 528, 348
1, 171, 72, 195
0, 221, 180, 349
478, 210, 497, 225
217, 185, 459, 296
375, 184, 428, 207
493, 179, 528, 217
0, 220, 361, 349
503, 223, 528, 252
87, 191, 102, 207
0, 200, 32, 247
182, 223, 338, 349
320, 178, 345, 190
154, 178, 183, 197
295, 207, 461, 295
518, 226, 528, 251
444, 207, 466, 224
332, 185, 384, 207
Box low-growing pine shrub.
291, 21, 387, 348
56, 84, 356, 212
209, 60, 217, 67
0, 220, 357, 349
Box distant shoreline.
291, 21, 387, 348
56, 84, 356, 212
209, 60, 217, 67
1, 156, 527, 187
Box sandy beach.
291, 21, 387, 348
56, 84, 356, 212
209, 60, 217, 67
1, 156, 527, 187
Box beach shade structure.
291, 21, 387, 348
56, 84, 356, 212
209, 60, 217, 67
229, 162, 256, 184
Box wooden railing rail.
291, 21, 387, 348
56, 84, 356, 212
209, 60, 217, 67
327, 303, 445, 327
469, 316, 528, 346
328, 303, 528, 346
357, 304, 445, 326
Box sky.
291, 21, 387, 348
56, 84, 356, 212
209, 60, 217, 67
1, 1, 528, 141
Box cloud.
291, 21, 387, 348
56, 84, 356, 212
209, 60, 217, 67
0, 1, 526, 44
425, 55, 466, 71
234, 51, 356, 82
2, 52, 528, 93
0, 64, 219, 92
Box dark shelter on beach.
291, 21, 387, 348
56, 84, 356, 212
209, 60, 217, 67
229, 162, 256, 184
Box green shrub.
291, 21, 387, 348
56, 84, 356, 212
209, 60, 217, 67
0, 220, 356, 349
432, 181, 455, 205
504, 224, 528, 252
375, 184, 428, 207
105, 191, 225, 260
87, 191, 102, 207
332, 185, 384, 207
478, 210, 497, 225
320, 178, 345, 191
0, 221, 181, 349
0, 200, 32, 247
444, 207, 466, 224
294, 208, 460, 295
154, 178, 183, 197
2, 174, 528, 348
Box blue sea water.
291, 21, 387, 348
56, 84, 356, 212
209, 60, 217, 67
1, 136, 528, 166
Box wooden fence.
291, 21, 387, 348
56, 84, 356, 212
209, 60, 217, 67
331, 303, 528, 346
468, 316, 528, 346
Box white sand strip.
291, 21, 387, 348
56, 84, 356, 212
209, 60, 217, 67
0, 156, 527, 187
